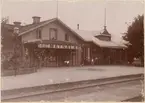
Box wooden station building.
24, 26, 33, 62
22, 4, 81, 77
2, 17, 127, 68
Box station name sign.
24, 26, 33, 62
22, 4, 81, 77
38, 44, 78, 49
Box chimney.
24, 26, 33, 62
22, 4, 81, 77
77, 24, 79, 30
32, 16, 41, 24
13, 21, 21, 27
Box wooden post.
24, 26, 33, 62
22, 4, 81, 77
29, 48, 31, 68
120, 50, 121, 64
125, 49, 127, 64
75, 50, 77, 66
71, 50, 73, 66
56, 54, 58, 67
76, 49, 78, 66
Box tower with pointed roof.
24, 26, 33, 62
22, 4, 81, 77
95, 8, 111, 41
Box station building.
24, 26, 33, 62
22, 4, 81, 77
2, 17, 127, 68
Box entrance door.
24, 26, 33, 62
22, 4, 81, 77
46, 49, 57, 67
57, 49, 70, 66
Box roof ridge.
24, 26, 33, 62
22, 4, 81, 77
73, 29, 100, 32
19, 18, 57, 35
23, 18, 57, 27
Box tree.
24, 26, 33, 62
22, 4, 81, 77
1, 16, 9, 48
1, 17, 9, 70
124, 15, 144, 65
1, 16, 9, 24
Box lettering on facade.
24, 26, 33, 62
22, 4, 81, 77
60, 45, 63, 48
64, 45, 67, 48
53, 45, 55, 48
38, 44, 78, 49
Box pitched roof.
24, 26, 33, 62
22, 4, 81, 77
19, 18, 57, 35
18, 18, 85, 41
74, 29, 127, 48
73, 29, 100, 41
101, 27, 110, 35
17, 17, 126, 49
92, 37, 127, 48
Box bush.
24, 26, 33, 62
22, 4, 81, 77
2, 60, 10, 70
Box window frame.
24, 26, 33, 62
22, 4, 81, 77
49, 28, 57, 40
65, 33, 69, 41
36, 29, 42, 39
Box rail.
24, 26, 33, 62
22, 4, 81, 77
2, 73, 143, 101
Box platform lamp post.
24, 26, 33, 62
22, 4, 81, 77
13, 27, 21, 76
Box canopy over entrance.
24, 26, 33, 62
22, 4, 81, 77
24, 39, 80, 50
23, 39, 80, 67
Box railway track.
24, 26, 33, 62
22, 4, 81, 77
2, 73, 143, 102
122, 95, 144, 102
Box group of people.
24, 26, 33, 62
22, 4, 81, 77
81, 57, 99, 66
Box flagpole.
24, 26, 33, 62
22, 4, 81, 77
56, 0, 58, 18
104, 8, 106, 29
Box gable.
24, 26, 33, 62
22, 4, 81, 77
19, 18, 56, 35
21, 19, 84, 44
19, 18, 84, 42
41, 21, 83, 44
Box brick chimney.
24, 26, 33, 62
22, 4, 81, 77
13, 21, 21, 27
77, 24, 79, 30
32, 16, 41, 24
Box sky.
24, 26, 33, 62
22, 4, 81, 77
1, 0, 144, 42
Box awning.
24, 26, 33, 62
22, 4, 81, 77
23, 39, 79, 50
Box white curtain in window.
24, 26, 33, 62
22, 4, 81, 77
50, 29, 56, 39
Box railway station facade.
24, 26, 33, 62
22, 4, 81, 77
2, 17, 128, 68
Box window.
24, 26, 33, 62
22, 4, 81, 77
49, 28, 57, 40
65, 33, 69, 41
36, 29, 42, 39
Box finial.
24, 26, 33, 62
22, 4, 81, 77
104, 8, 107, 30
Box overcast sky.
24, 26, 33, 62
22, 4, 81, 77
1, 0, 144, 42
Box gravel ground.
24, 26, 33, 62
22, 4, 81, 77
2, 66, 143, 91
3, 80, 143, 102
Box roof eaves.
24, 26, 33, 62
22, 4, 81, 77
19, 18, 57, 36
19, 18, 86, 42
92, 37, 127, 49
92, 38, 101, 47
112, 41, 128, 48
56, 18, 85, 42
100, 46, 125, 49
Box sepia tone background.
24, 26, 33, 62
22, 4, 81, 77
1, 0, 144, 43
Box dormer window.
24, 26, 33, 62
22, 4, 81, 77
65, 33, 69, 41
49, 28, 57, 40
36, 29, 42, 39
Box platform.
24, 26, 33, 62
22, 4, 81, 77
1, 66, 144, 91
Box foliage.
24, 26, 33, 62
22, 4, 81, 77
124, 14, 144, 64
1, 17, 9, 24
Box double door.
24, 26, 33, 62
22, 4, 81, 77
43, 49, 76, 67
